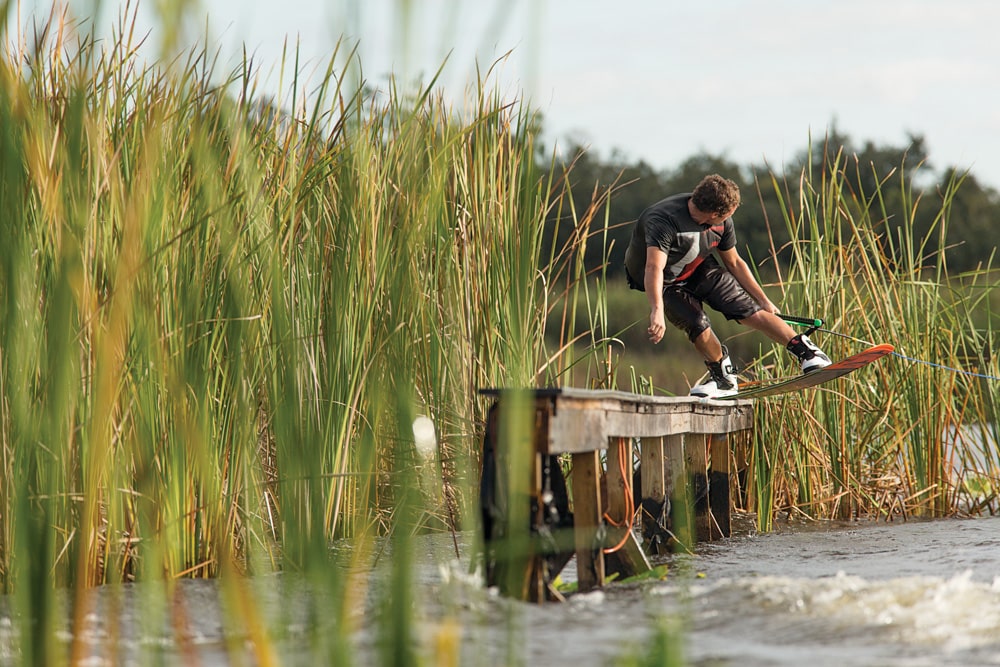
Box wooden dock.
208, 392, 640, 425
479, 387, 753, 602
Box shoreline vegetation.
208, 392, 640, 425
2, 5, 1000, 665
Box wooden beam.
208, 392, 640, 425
731, 429, 751, 510
686, 436, 711, 543
546, 408, 753, 453
709, 434, 732, 539
640, 436, 666, 503
571, 451, 605, 591
664, 434, 691, 548
605, 437, 632, 527
639, 436, 668, 555
605, 531, 652, 579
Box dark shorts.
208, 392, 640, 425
662, 259, 761, 341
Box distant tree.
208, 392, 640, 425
538, 126, 1000, 279
934, 169, 1000, 271
541, 141, 674, 280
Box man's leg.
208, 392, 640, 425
694, 263, 831, 373
661, 286, 738, 397
692, 327, 726, 362
739, 310, 831, 372
662, 285, 722, 360
737, 310, 796, 345
689, 327, 738, 397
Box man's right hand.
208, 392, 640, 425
644, 247, 668, 344
648, 311, 666, 344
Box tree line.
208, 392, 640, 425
542, 127, 1000, 279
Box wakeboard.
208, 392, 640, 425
720, 344, 895, 400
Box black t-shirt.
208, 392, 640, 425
624, 193, 736, 289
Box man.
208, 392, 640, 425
624, 174, 831, 398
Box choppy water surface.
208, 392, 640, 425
464, 515, 1000, 667
4, 515, 1000, 666
656, 515, 1000, 666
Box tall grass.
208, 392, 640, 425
0, 6, 605, 664
6, 3, 999, 664
748, 144, 1000, 528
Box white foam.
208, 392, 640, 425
569, 590, 606, 607
729, 570, 1000, 650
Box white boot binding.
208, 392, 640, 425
690, 347, 738, 398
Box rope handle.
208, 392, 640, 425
780, 314, 824, 337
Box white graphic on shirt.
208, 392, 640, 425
667, 232, 702, 280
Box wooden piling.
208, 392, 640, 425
709, 434, 733, 539
571, 450, 604, 592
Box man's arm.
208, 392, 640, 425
718, 248, 779, 314
644, 247, 668, 343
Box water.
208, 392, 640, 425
463, 515, 1000, 667
4, 515, 1000, 665
662, 516, 1000, 666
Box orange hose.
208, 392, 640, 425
602, 437, 634, 554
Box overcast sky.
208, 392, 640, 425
17, 0, 1000, 188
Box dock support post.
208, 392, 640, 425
709, 434, 732, 539
639, 436, 668, 555
663, 434, 687, 543
683, 435, 710, 543
571, 451, 604, 592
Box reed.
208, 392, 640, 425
5, 3, 999, 664
748, 141, 1000, 526
0, 5, 606, 663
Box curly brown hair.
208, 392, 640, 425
691, 174, 741, 216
